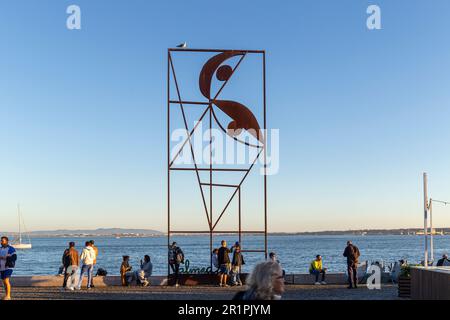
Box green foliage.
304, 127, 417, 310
400, 265, 411, 278
400, 264, 421, 278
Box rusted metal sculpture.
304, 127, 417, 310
167, 48, 267, 277
199, 51, 263, 143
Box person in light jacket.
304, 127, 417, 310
135, 255, 153, 286
211, 249, 219, 273
89, 240, 99, 288
76, 241, 96, 290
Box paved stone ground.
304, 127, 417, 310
4, 284, 403, 300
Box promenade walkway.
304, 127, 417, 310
8, 284, 401, 300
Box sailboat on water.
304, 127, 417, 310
12, 204, 32, 250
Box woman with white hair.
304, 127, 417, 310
232, 261, 285, 300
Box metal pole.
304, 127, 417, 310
167, 50, 171, 278
238, 187, 242, 246
209, 104, 213, 270
423, 173, 428, 268
17, 203, 22, 244
263, 51, 268, 259
430, 199, 434, 263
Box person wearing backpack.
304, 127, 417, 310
62, 241, 79, 291
343, 240, 360, 289
168, 242, 184, 287
0, 236, 17, 300
89, 240, 99, 288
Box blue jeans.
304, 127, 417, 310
78, 264, 93, 288
310, 269, 326, 282
231, 266, 241, 285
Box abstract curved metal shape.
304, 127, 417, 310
199, 51, 263, 144
199, 51, 243, 99
214, 100, 262, 142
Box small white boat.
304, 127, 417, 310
12, 204, 32, 250
14, 243, 32, 249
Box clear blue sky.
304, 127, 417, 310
1, 0, 450, 232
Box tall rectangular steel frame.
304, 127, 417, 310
167, 48, 267, 277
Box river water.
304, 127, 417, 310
10, 235, 450, 275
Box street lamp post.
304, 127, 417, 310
423, 173, 449, 267
428, 198, 449, 264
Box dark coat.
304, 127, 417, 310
232, 250, 245, 267
343, 244, 360, 265
218, 247, 231, 265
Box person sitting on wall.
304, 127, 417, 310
268, 252, 286, 278
437, 254, 450, 266
120, 256, 133, 286
211, 249, 219, 273
135, 255, 152, 286
309, 255, 327, 285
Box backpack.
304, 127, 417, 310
96, 268, 108, 276
5, 246, 17, 269
5, 255, 17, 269
353, 246, 360, 259
62, 250, 71, 267
169, 248, 176, 262
350, 245, 360, 262
176, 249, 184, 264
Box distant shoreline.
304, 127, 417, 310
3, 232, 450, 238
2, 227, 449, 238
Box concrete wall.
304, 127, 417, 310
10, 275, 168, 287
7, 272, 391, 287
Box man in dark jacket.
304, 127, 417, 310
217, 240, 231, 287
231, 242, 245, 286
343, 240, 360, 289
436, 254, 449, 266
168, 242, 184, 287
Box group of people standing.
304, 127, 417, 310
167, 240, 246, 287
61, 240, 99, 291
212, 240, 245, 287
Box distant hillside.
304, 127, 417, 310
3, 228, 164, 237
1, 227, 449, 237
271, 228, 450, 236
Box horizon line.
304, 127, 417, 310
2, 226, 449, 234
